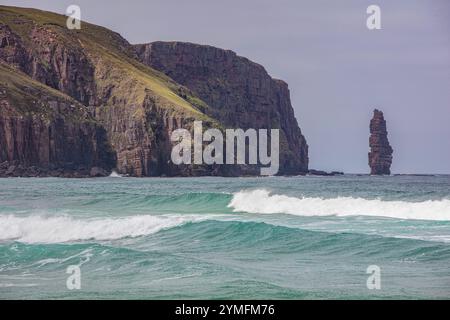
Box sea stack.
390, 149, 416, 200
369, 109, 393, 175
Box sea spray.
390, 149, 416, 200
109, 171, 123, 178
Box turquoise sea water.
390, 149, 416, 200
0, 175, 449, 299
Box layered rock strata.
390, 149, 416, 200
0, 6, 309, 177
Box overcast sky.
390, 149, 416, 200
3, 0, 449, 173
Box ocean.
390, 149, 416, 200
0, 175, 449, 299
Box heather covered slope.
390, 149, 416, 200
0, 6, 309, 176
0, 6, 204, 112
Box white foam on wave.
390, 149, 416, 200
109, 171, 123, 178
0, 214, 206, 244
228, 189, 450, 221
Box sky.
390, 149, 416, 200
2, 0, 449, 173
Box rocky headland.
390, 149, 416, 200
0, 6, 308, 177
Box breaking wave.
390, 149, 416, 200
109, 171, 123, 178
0, 214, 207, 244
228, 189, 450, 221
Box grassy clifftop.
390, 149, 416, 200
0, 5, 212, 121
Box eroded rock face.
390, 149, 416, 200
0, 24, 97, 106
0, 6, 309, 177
0, 99, 116, 178
0, 7, 201, 177
369, 109, 393, 175
135, 41, 309, 174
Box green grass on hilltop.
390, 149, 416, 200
0, 5, 214, 122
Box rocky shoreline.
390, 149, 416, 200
0, 161, 110, 178
1, 161, 350, 178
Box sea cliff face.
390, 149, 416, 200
0, 64, 115, 177
0, 6, 308, 177
369, 109, 393, 175
135, 42, 309, 174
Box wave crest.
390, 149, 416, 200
228, 189, 450, 221
0, 214, 205, 244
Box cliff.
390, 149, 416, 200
0, 5, 216, 177
0, 6, 309, 177
135, 41, 309, 174
0, 64, 115, 177
369, 109, 393, 175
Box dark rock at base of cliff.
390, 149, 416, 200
308, 169, 344, 176
0, 161, 105, 178
90, 167, 109, 177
